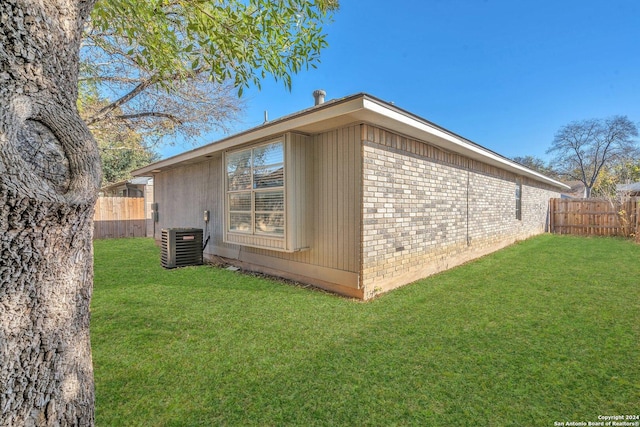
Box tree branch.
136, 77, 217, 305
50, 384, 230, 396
114, 112, 184, 124
79, 75, 145, 84
85, 77, 157, 125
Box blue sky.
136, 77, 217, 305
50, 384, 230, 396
161, 0, 640, 161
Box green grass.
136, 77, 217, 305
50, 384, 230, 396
92, 235, 640, 426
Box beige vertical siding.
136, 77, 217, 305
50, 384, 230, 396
286, 132, 313, 251
308, 125, 361, 273
247, 126, 362, 278
154, 158, 224, 245
153, 127, 363, 292
144, 181, 154, 237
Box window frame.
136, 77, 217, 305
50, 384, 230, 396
223, 132, 310, 253
515, 178, 522, 221
225, 138, 286, 241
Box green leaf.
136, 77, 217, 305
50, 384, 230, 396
89, 0, 337, 89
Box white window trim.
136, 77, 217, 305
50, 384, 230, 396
224, 138, 288, 250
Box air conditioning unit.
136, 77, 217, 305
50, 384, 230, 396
161, 228, 203, 269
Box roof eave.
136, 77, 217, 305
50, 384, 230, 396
359, 96, 570, 190
133, 93, 569, 190
132, 94, 368, 176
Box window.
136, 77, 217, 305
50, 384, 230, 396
224, 133, 310, 253
515, 179, 522, 220
226, 141, 285, 236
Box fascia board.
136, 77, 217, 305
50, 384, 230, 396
133, 96, 366, 176
134, 93, 568, 190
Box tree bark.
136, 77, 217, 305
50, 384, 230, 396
1, 0, 100, 425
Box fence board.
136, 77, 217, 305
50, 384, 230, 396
549, 198, 638, 238
637, 202, 640, 244
94, 197, 147, 239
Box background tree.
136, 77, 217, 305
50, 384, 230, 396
78, 83, 159, 185
547, 116, 639, 197
89, 0, 338, 93
82, 0, 338, 148
78, 38, 244, 150
512, 155, 559, 180
591, 159, 640, 197
609, 159, 640, 185
99, 140, 160, 185
80, 0, 337, 184
1, 0, 337, 424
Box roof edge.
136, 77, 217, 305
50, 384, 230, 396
359, 95, 569, 190
133, 92, 569, 190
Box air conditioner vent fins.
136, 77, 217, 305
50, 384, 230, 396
161, 228, 203, 268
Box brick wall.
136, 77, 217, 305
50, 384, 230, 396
360, 125, 560, 298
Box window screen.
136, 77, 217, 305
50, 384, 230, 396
226, 141, 285, 236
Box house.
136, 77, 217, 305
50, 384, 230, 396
560, 181, 586, 199
100, 176, 153, 198
617, 182, 640, 197
133, 93, 569, 299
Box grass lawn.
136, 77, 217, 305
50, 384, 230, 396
92, 235, 640, 426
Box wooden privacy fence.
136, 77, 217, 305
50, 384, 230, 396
549, 198, 639, 241
94, 197, 146, 239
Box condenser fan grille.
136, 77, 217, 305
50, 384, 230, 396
161, 228, 203, 268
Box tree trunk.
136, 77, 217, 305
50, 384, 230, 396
1, 0, 100, 425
